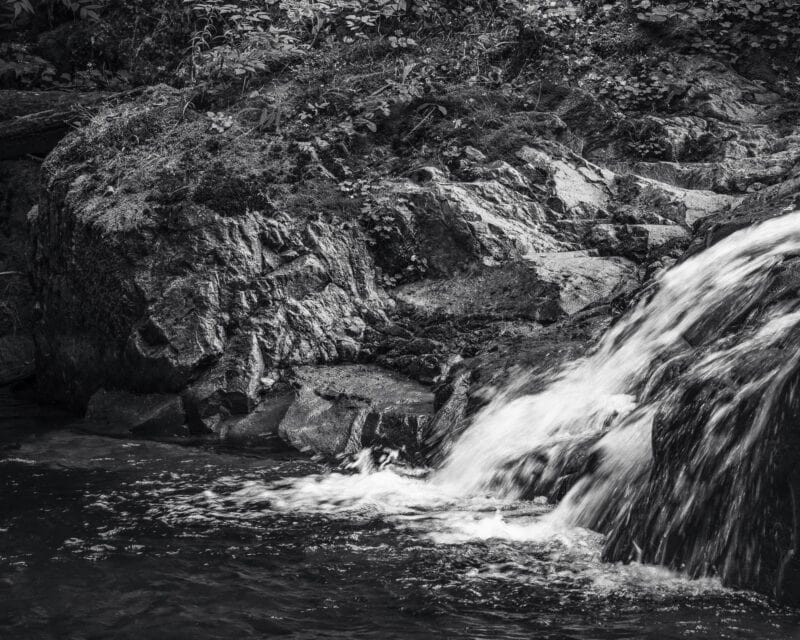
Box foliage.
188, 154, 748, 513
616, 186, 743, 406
182, 0, 303, 89
591, 58, 682, 112
618, 118, 674, 160
631, 0, 800, 62
1, 0, 104, 27
360, 195, 429, 287
282, 0, 407, 43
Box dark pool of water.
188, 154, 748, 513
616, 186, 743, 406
1, 430, 799, 640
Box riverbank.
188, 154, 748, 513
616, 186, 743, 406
2, 0, 800, 608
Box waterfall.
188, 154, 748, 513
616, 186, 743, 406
432, 210, 800, 585
205, 210, 800, 598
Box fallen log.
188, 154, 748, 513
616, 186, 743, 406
0, 89, 137, 161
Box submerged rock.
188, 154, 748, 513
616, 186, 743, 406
84, 388, 186, 437
494, 432, 606, 503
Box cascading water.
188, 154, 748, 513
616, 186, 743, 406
434, 210, 800, 501
433, 213, 800, 584
176, 210, 800, 600
429, 209, 800, 595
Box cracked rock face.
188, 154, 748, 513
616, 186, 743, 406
26, 94, 727, 433
30, 91, 387, 412
27, 52, 800, 463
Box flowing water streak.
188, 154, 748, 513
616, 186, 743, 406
433, 210, 800, 524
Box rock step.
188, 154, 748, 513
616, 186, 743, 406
78, 364, 435, 458
611, 151, 800, 195
275, 364, 434, 458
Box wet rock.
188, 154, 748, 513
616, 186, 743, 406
181, 332, 267, 433
423, 370, 472, 464
278, 386, 369, 456
84, 389, 186, 436
277, 364, 434, 458
604, 347, 800, 605
216, 390, 296, 447
601, 236, 800, 606
495, 432, 606, 502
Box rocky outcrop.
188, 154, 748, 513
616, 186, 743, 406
22, 23, 800, 499
28, 69, 784, 452
29, 88, 387, 414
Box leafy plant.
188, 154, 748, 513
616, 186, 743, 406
182, 0, 302, 89
283, 0, 408, 43
593, 58, 683, 111
360, 196, 429, 286
631, 0, 800, 64
2, 0, 105, 26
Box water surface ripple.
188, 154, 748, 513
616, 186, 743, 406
1, 432, 798, 639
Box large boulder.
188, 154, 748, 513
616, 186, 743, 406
29, 88, 387, 414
